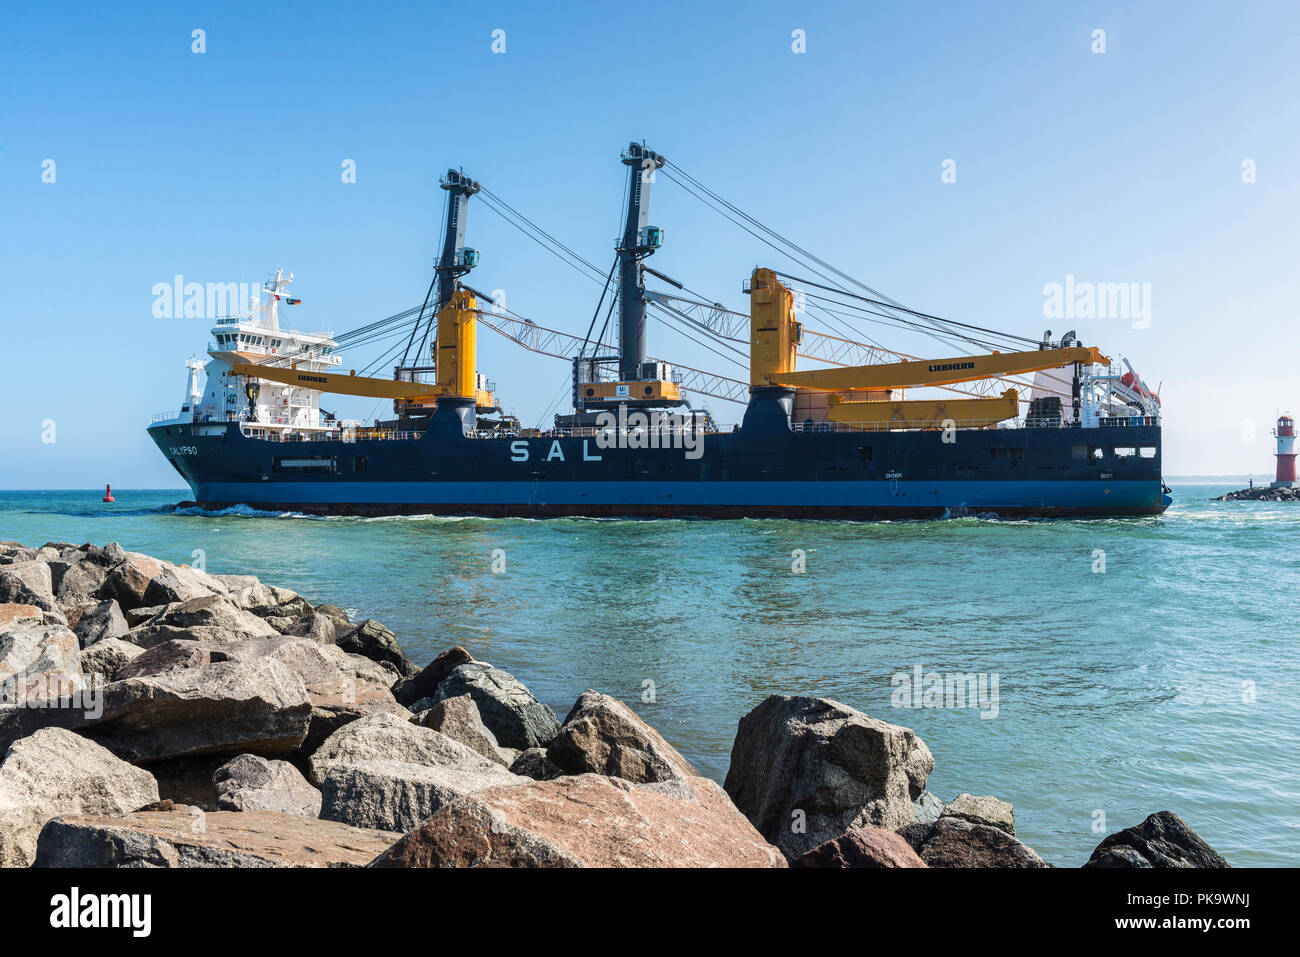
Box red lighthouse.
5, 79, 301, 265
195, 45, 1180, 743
1273, 415, 1297, 488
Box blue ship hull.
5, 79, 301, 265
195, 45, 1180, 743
148, 416, 1170, 519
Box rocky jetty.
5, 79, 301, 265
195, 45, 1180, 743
723, 694, 934, 859
0, 540, 1232, 869
791, 827, 927, 868
1214, 485, 1300, 502
1083, 811, 1230, 868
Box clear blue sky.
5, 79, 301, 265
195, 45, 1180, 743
3, 0, 1297, 487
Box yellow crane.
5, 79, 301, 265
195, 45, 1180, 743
746, 268, 1108, 428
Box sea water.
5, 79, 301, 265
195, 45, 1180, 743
1, 484, 1295, 866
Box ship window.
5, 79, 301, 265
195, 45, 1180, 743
353, 455, 368, 473
990, 447, 1008, 460
1140, 446, 1157, 458
1009, 448, 1024, 460
1112, 446, 1136, 458
857, 445, 872, 462
1071, 444, 1087, 459
1090, 445, 1103, 460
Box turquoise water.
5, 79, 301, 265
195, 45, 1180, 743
1, 485, 1296, 866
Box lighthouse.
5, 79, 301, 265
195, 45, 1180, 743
1273, 414, 1297, 488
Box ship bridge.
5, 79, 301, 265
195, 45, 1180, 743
153, 268, 347, 438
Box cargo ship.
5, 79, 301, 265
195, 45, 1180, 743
149, 145, 1170, 518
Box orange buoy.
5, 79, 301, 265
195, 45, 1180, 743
102, 484, 114, 503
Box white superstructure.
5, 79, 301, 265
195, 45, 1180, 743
152, 268, 343, 437
1027, 355, 1161, 429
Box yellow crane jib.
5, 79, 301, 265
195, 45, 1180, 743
228, 362, 443, 400
770, 345, 1106, 391
825, 388, 1020, 429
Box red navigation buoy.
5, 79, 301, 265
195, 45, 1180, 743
102, 484, 115, 503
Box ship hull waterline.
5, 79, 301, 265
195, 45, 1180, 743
150, 420, 1170, 520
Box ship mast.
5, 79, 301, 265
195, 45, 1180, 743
392, 169, 485, 419
263, 266, 293, 332
565, 143, 682, 417
435, 169, 480, 316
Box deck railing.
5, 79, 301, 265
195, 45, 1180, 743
791, 415, 1160, 434
188, 414, 1163, 443
467, 426, 716, 440
341, 428, 425, 442
1099, 415, 1160, 427
792, 418, 1014, 434
236, 425, 424, 443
